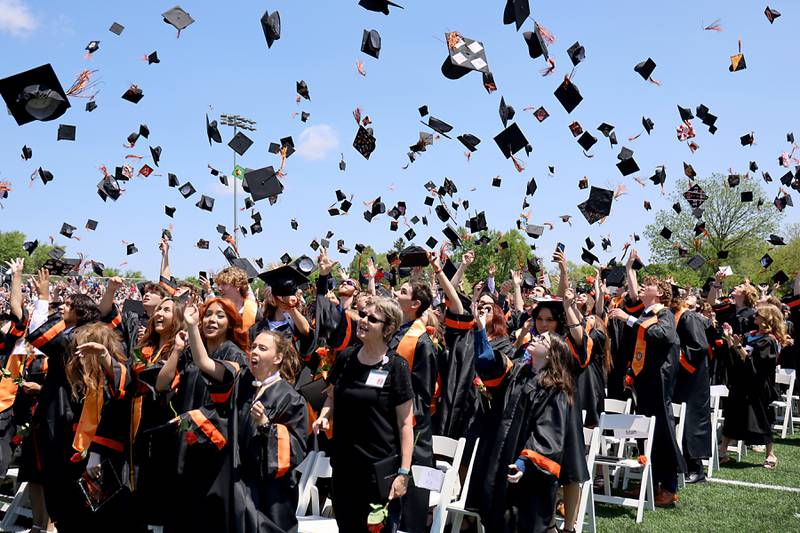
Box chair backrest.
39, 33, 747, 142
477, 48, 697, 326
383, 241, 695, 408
598, 413, 655, 443
295, 451, 318, 516
776, 369, 796, 387
433, 435, 462, 462
671, 402, 687, 451
604, 398, 632, 414
454, 438, 480, 506
710, 384, 729, 399
583, 426, 600, 471
310, 453, 333, 478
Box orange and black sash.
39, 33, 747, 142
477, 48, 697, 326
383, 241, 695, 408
631, 305, 663, 376
568, 318, 595, 369
673, 309, 696, 374
396, 319, 427, 371
0, 353, 25, 412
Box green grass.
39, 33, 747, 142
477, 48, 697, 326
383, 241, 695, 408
595, 433, 800, 532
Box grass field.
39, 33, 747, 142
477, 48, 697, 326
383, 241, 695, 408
595, 434, 800, 532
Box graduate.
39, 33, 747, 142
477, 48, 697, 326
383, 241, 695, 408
98, 276, 169, 356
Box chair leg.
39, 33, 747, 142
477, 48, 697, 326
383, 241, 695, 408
635, 466, 648, 524
449, 512, 463, 533
587, 490, 596, 533
602, 465, 611, 497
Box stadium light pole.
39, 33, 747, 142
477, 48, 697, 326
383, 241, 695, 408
219, 114, 257, 240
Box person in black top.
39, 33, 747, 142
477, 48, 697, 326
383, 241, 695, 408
313, 297, 414, 533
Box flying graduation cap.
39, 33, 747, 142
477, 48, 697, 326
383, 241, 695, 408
0, 64, 71, 125
261, 10, 281, 48
162, 6, 194, 34
361, 29, 382, 58
206, 114, 222, 145
358, 0, 404, 15
503, 0, 530, 30
442, 32, 491, 80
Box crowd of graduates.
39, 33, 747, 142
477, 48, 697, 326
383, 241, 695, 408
0, 237, 797, 533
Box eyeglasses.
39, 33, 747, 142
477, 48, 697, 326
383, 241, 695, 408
358, 310, 386, 324
341, 279, 357, 287
479, 305, 493, 314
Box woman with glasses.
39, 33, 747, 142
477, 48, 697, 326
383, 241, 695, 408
720, 303, 788, 469
312, 297, 414, 533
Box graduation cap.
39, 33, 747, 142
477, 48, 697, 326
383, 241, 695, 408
727, 173, 741, 188
525, 176, 538, 196
20, 145, 32, 160
567, 41, 585, 65
616, 147, 639, 176
127, 243, 138, 255
650, 166, 667, 186
244, 167, 283, 202
684, 162, 697, 179
97, 176, 121, 201
672, 202, 682, 214
86, 101, 97, 114
196, 239, 209, 250
581, 248, 599, 265
0, 64, 70, 125
503, 0, 530, 30
109, 22, 124, 35
361, 29, 381, 58
577, 186, 614, 224
161, 205, 175, 218
568, 122, 583, 137
740, 191, 753, 202
523, 22, 550, 60
162, 6, 194, 32
261, 10, 281, 48
57, 124, 75, 141
604, 266, 626, 288
149, 146, 162, 167
469, 211, 488, 233
716, 250, 729, 260
677, 105, 694, 122
179, 182, 196, 198
577, 131, 597, 151
228, 132, 253, 156
578, 177, 589, 190
554, 76, 582, 113
195, 195, 214, 212
533, 106, 549, 122
597, 123, 614, 137
22, 240, 38, 255
60, 223, 76, 238
353, 126, 377, 159
730, 42, 746, 72
642, 117, 654, 134
296, 80, 311, 101
525, 225, 545, 239
147, 51, 160, 65
764, 6, 781, 23
499, 97, 515, 127
660, 226, 672, 240
259, 265, 309, 296
633, 58, 656, 80
442, 225, 462, 247
457, 133, 481, 152
740, 133, 754, 146
422, 116, 453, 138
760, 253, 774, 269
85, 219, 98, 231
359, 0, 403, 14
494, 122, 528, 158
398, 246, 429, 267
206, 114, 222, 145
687, 255, 705, 270
767, 234, 785, 246
442, 32, 490, 80
772, 270, 789, 286
121, 84, 143, 103
749, 161, 759, 172
787, 132, 795, 144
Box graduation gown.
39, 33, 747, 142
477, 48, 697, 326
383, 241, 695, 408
568, 320, 607, 428
0, 311, 29, 477
627, 306, 687, 480
434, 309, 482, 440
672, 311, 712, 461
467, 328, 569, 533
607, 299, 643, 401
388, 320, 437, 533
722, 332, 780, 445
202, 368, 307, 532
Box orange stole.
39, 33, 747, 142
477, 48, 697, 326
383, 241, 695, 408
631, 305, 663, 376
0, 354, 25, 412
673, 309, 696, 374
396, 319, 427, 370
73, 388, 104, 455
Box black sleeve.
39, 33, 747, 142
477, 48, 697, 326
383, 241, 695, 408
326, 346, 352, 386
390, 356, 414, 407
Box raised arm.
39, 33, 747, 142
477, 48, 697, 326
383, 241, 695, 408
159, 237, 171, 280
28, 268, 51, 331
451, 250, 474, 292
366, 257, 377, 296
563, 287, 585, 345
98, 276, 123, 318
594, 269, 605, 316
626, 249, 641, 302
183, 304, 226, 381
429, 251, 463, 315
5, 258, 24, 320
707, 270, 725, 305
554, 250, 568, 298
511, 269, 524, 312
156, 331, 186, 392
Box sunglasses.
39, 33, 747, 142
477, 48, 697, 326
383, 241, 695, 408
341, 279, 357, 287
479, 305, 493, 314
358, 310, 386, 324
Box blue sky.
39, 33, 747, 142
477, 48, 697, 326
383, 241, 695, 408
1, 0, 798, 279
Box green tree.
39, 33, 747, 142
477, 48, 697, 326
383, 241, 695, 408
103, 267, 122, 277
0, 230, 55, 273
392, 237, 406, 254
452, 227, 533, 287
644, 174, 780, 280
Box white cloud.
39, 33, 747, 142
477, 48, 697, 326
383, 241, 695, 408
0, 0, 38, 37
295, 124, 339, 161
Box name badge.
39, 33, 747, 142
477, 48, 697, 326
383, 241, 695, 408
365, 369, 389, 388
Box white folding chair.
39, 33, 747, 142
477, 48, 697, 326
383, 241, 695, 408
713, 384, 746, 461
604, 398, 632, 415
297, 453, 339, 533
295, 450, 319, 516
772, 369, 796, 439
703, 388, 724, 478
0, 467, 33, 532
446, 438, 485, 533
557, 427, 598, 533
426, 436, 466, 533
672, 403, 687, 489
594, 414, 656, 524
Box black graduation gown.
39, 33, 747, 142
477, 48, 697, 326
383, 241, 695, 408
434, 309, 482, 440
201, 368, 308, 532
168, 341, 247, 533
607, 299, 643, 401
388, 322, 437, 533
0, 311, 29, 477
569, 323, 607, 428
722, 333, 780, 445
628, 307, 687, 481
466, 333, 569, 533
780, 295, 800, 369
13, 349, 48, 483
672, 311, 712, 461
104, 306, 149, 356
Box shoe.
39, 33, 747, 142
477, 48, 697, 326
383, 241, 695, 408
654, 489, 676, 508
685, 471, 706, 484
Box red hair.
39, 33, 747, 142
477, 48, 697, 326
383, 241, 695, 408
485, 304, 509, 339
200, 298, 249, 352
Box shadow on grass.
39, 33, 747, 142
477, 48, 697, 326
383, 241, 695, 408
719, 461, 763, 471
774, 438, 800, 448
595, 503, 637, 519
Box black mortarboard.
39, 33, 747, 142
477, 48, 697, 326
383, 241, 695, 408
577, 131, 597, 151
677, 105, 694, 122
585, 237, 595, 250
730, 50, 746, 72
296, 80, 311, 101
687, 255, 705, 270
597, 123, 614, 137
261, 10, 281, 48
85, 219, 98, 231
150, 145, 162, 167
569, 121, 583, 137
553, 76, 582, 113
767, 234, 786, 246
442, 33, 490, 79
195, 195, 214, 212
585, 186, 613, 217
503, 0, 530, 30
57, 124, 75, 141
109, 22, 124, 35
361, 29, 381, 59
163, 205, 176, 218
787, 132, 795, 144
526, 176, 537, 195
660, 226, 672, 240
749, 161, 758, 172
162, 6, 194, 32
684, 162, 697, 179
422, 116, 453, 138
228, 132, 253, 156
197, 239, 209, 250
523, 22, 550, 60
147, 51, 160, 65
741, 191, 753, 202
525, 225, 545, 239
616, 147, 639, 176
740, 133, 754, 146
0, 64, 70, 125
121, 84, 144, 103
780, 171, 794, 186
442, 225, 461, 247
672, 202, 682, 214
634, 58, 656, 80
604, 266, 626, 287
399, 246, 429, 267
96, 176, 120, 201
650, 165, 667, 186
206, 114, 222, 145
469, 212, 488, 233
765, 6, 781, 23
494, 122, 528, 158
642, 116, 654, 134
760, 253, 774, 269
179, 182, 196, 198
499, 97, 515, 127
581, 248, 599, 265
457, 133, 481, 152
772, 270, 789, 285
21, 145, 32, 160
727, 173, 741, 188
259, 265, 309, 297
567, 41, 585, 65
353, 126, 377, 159
244, 167, 283, 202
164, 173, 178, 188
359, 0, 403, 14
578, 177, 589, 190
23, 240, 38, 255
127, 243, 138, 255
60, 223, 76, 238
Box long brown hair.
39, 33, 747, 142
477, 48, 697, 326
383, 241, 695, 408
66, 323, 126, 401
485, 304, 509, 339
537, 333, 574, 404
756, 303, 789, 346
200, 297, 249, 352
136, 298, 185, 356
253, 330, 302, 385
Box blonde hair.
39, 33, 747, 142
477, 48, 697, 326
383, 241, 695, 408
66, 323, 126, 401
370, 297, 403, 342
214, 267, 250, 297
756, 303, 789, 346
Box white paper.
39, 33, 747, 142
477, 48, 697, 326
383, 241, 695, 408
411, 465, 445, 492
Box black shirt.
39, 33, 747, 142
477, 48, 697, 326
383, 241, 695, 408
327, 346, 413, 466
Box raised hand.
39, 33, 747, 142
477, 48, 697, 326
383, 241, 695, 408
30, 268, 50, 300
427, 251, 441, 271
249, 400, 269, 427
510, 269, 522, 287
183, 304, 200, 327
318, 248, 338, 276
366, 257, 378, 278
4, 258, 24, 277
76, 342, 110, 359
159, 237, 170, 255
